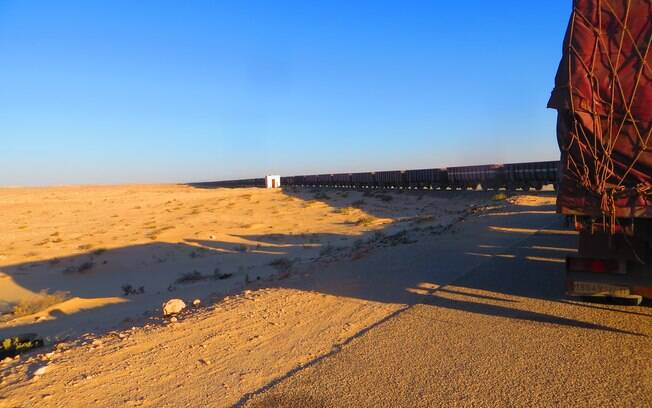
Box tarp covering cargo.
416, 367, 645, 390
548, 0, 652, 219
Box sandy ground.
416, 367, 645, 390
5, 186, 648, 407
0, 184, 429, 337
244, 229, 652, 408
0, 184, 499, 406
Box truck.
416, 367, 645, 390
548, 0, 652, 304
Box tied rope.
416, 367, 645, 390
564, 0, 652, 233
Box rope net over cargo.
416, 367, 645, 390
548, 0, 652, 229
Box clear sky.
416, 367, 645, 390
1, 1, 570, 186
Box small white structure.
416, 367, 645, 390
265, 175, 281, 189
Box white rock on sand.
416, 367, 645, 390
162, 299, 186, 316
33, 365, 48, 377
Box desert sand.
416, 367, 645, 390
0, 184, 509, 405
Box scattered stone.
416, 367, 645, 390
192, 299, 201, 307
199, 358, 211, 366
209, 235, 215, 240
42, 394, 52, 400
169, 317, 178, 323
162, 299, 186, 316
33, 365, 48, 376
91, 339, 103, 348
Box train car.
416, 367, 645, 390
404, 168, 449, 189
280, 176, 294, 186
447, 164, 506, 190
433, 168, 450, 189
241, 178, 264, 187
304, 174, 319, 186
351, 172, 375, 188
332, 173, 352, 187
375, 170, 404, 188
317, 174, 332, 187
504, 160, 558, 190
405, 168, 434, 188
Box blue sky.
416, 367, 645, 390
1, 1, 570, 185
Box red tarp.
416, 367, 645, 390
548, 0, 652, 218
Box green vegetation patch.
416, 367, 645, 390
1, 334, 44, 359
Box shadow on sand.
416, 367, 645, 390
0, 188, 646, 344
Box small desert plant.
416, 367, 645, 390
1, 335, 44, 359
355, 216, 375, 226
269, 257, 293, 271
376, 194, 393, 202
121, 284, 145, 296
314, 192, 330, 200
213, 268, 233, 280
175, 270, 205, 284
76, 261, 94, 273
351, 200, 366, 208
34, 239, 49, 246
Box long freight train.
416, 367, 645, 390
197, 160, 559, 190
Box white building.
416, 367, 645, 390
265, 175, 281, 189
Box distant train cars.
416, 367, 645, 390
199, 160, 559, 190
281, 161, 558, 190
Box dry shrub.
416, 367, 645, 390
355, 216, 375, 226
175, 270, 205, 284
269, 257, 293, 271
